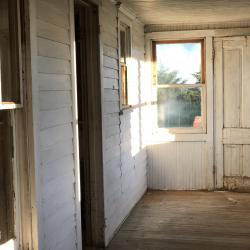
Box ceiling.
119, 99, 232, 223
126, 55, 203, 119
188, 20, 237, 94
121, 0, 250, 26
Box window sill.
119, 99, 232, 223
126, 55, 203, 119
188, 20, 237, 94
150, 129, 208, 144
119, 102, 155, 115
0, 239, 15, 250
156, 127, 206, 134
119, 105, 133, 115
0, 103, 22, 110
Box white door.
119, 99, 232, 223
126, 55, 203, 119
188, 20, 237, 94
214, 36, 250, 190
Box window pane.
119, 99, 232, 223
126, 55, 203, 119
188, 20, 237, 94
121, 65, 128, 106
0, 0, 12, 101
120, 30, 126, 63
0, 111, 14, 243
156, 42, 202, 85
157, 87, 202, 128
125, 26, 131, 58
0, 0, 20, 104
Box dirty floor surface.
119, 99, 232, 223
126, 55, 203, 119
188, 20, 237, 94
106, 191, 250, 250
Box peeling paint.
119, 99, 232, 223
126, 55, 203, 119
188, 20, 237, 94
224, 176, 250, 192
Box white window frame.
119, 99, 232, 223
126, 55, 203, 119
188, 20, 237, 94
151, 38, 207, 134
118, 11, 133, 110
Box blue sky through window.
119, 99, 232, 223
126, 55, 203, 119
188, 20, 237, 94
156, 42, 201, 84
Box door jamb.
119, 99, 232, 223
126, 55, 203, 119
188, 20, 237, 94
71, 0, 105, 247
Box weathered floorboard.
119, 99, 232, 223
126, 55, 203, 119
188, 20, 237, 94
107, 191, 250, 250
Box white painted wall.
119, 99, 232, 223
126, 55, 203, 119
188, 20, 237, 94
145, 33, 214, 191
29, 0, 81, 249
28, 0, 148, 247
99, 1, 149, 245
28, 0, 250, 248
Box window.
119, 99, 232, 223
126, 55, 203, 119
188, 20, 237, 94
152, 40, 206, 131
0, 0, 22, 107
0, 111, 14, 244
119, 22, 131, 107
0, 0, 22, 245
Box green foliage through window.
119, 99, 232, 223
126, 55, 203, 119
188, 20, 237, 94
154, 41, 204, 129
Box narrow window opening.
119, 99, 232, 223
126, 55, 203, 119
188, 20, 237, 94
119, 22, 131, 107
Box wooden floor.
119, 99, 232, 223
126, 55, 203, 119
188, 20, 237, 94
106, 191, 250, 250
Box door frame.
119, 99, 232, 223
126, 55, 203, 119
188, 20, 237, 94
72, 0, 105, 247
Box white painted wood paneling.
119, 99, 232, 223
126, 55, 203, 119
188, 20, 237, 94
37, 0, 69, 28
223, 48, 242, 128
101, 1, 148, 245
243, 145, 250, 177
123, 0, 250, 26
38, 74, 71, 91
30, 0, 80, 248
37, 19, 70, 44
146, 35, 214, 191
223, 128, 250, 144
38, 57, 71, 74
39, 91, 72, 111
37, 37, 71, 60
148, 142, 208, 190
224, 145, 242, 176
215, 36, 250, 191
242, 38, 250, 128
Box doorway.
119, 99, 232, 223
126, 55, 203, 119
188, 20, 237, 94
74, 0, 105, 247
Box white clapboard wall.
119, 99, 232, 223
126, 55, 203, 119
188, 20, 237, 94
32, 0, 79, 249
100, 0, 148, 244
214, 36, 250, 190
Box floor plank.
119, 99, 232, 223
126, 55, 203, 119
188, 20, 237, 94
106, 191, 250, 250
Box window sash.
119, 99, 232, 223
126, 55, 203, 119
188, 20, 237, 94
152, 39, 206, 132
121, 64, 128, 106
156, 85, 206, 132
152, 39, 205, 86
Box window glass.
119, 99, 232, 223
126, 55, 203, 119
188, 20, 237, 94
0, 0, 21, 104
154, 40, 205, 130
156, 42, 202, 85
157, 87, 202, 128
121, 65, 128, 106
0, 0, 12, 102
0, 110, 14, 243
119, 22, 131, 107
120, 29, 126, 64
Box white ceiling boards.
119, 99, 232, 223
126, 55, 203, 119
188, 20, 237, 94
121, 0, 250, 26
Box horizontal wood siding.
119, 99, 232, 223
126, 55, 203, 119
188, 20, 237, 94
35, 0, 78, 249
101, 1, 148, 245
